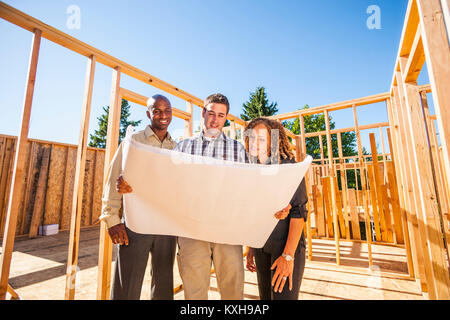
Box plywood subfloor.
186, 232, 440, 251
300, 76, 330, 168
2, 226, 424, 300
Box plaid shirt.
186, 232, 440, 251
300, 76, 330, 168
174, 131, 249, 163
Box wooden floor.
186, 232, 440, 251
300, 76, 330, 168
2, 226, 424, 300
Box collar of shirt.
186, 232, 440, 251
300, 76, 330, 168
144, 125, 174, 144
199, 130, 227, 142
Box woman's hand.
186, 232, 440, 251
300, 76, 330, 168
246, 247, 257, 272
116, 175, 132, 194
274, 204, 291, 220
271, 254, 294, 293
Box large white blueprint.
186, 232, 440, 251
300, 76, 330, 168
121, 131, 312, 248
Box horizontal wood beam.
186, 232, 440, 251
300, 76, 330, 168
303, 122, 389, 138
275, 83, 431, 122
0, 2, 248, 127
403, 23, 426, 83
272, 92, 390, 121
399, 0, 421, 58
0, 2, 207, 108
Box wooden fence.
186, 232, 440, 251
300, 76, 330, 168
0, 135, 104, 237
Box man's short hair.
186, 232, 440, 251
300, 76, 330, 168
204, 93, 230, 114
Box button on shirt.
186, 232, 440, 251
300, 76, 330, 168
174, 131, 249, 163
99, 125, 177, 228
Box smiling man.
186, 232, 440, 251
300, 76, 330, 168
173, 93, 249, 300
99, 94, 178, 300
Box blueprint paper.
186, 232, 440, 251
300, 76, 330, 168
121, 130, 312, 247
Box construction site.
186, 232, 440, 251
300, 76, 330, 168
0, 0, 449, 300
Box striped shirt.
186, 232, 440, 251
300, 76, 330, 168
174, 131, 249, 163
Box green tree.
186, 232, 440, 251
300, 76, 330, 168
240, 86, 278, 121
89, 99, 142, 148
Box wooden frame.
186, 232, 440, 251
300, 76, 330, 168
65, 55, 96, 300
0, 29, 41, 299
0, 0, 448, 300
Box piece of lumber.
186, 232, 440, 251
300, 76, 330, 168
313, 184, 326, 237
417, 0, 450, 201
367, 164, 382, 242
352, 105, 373, 268
392, 81, 428, 293
65, 55, 96, 300
28, 146, 51, 238
401, 78, 450, 299
97, 67, 122, 300
369, 133, 393, 243
348, 189, 361, 240
321, 177, 334, 238
0, 29, 42, 300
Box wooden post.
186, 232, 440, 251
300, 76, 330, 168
369, 133, 393, 243
348, 189, 361, 239
379, 127, 388, 182
28, 146, 51, 238
401, 79, 450, 299
337, 132, 350, 239
299, 117, 313, 260
352, 105, 373, 268
367, 163, 382, 242
97, 67, 122, 300
296, 132, 313, 261
313, 184, 326, 237
230, 121, 237, 140
184, 102, 193, 138
322, 177, 334, 238
354, 166, 360, 207
417, 0, 450, 208
392, 83, 428, 292
64, 55, 96, 300
397, 56, 438, 296
386, 125, 411, 262
420, 92, 450, 261
319, 135, 325, 176
0, 29, 41, 300
324, 111, 340, 265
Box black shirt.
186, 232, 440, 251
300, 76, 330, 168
260, 156, 308, 256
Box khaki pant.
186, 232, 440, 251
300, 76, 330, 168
177, 237, 244, 300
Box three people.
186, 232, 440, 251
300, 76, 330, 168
104, 93, 308, 300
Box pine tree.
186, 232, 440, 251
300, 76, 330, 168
240, 86, 278, 121
89, 99, 142, 148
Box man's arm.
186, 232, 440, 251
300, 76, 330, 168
99, 142, 124, 228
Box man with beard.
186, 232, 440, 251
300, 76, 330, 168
173, 93, 249, 299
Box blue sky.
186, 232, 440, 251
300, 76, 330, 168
0, 0, 433, 153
